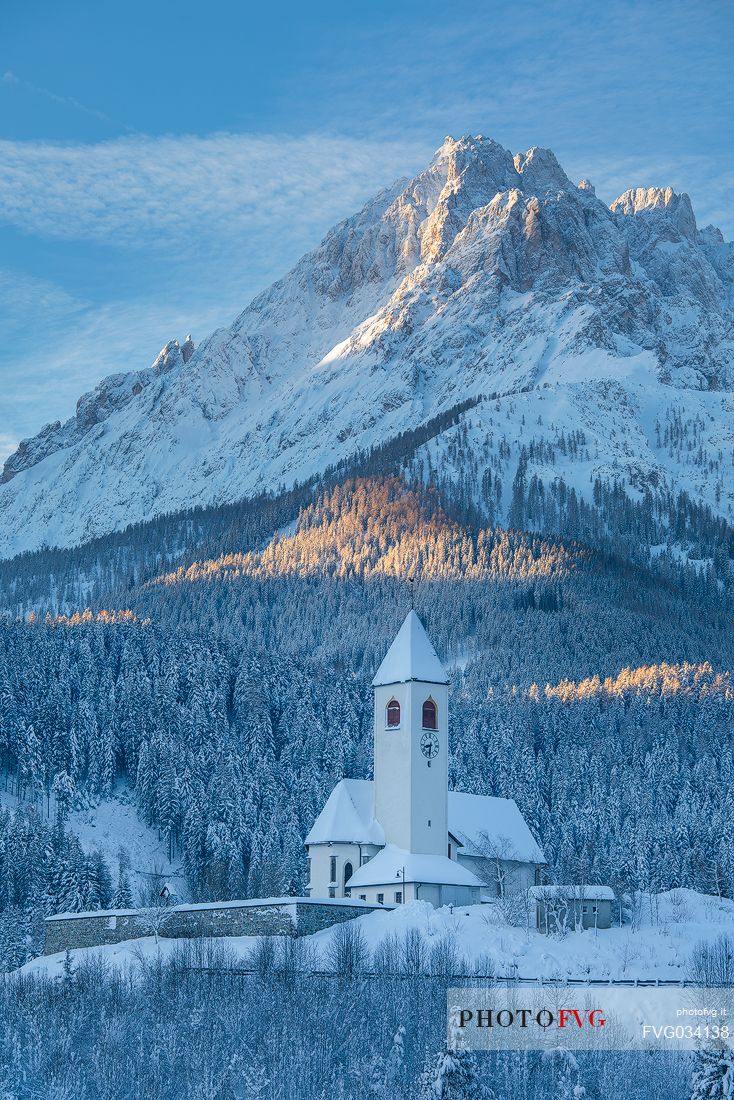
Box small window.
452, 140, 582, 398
386, 699, 401, 728
361, 853, 370, 865
343, 861, 353, 887
582, 905, 588, 914
395, 891, 402, 904
359, 894, 366, 901
592, 905, 598, 914
329, 887, 336, 898
422, 698, 437, 730
329, 856, 337, 883
377, 893, 384, 905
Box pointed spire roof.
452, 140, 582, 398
372, 610, 449, 687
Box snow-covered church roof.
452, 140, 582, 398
305, 780, 385, 846
447, 790, 545, 864
346, 844, 483, 889
371, 611, 449, 687
305, 779, 545, 864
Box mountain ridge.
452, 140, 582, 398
1, 134, 733, 558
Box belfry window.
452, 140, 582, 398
422, 698, 437, 730
386, 699, 401, 728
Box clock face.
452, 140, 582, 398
421, 731, 439, 759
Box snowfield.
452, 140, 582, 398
415, 358, 734, 524
25, 890, 734, 984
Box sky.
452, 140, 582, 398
0, 0, 732, 463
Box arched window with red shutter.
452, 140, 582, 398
386, 699, 401, 728
422, 698, 437, 730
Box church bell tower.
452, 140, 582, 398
371, 611, 449, 856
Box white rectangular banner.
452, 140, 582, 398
448, 985, 734, 1051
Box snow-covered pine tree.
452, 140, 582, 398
690, 1045, 734, 1100
541, 1048, 586, 1099
112, 867, 134, 909
418, 1044, 493, 1100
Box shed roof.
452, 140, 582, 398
529, 885, 615, 901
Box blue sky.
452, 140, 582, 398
1, 0, 732, 461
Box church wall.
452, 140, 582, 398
348, 883, 407, 906
373, 682, 412, 849
344, 883, 481, 907
415, 884, 441, 906
44, 899, 387, 955
408, 680, 448, 856
307, 843, 380, 899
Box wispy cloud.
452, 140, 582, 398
0, 131, 435, 451
0, 132, 432, 251
2, 69, 130, 129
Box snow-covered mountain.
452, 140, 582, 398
2, 135, 734, 557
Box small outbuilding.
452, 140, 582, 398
529, 884, 615, 932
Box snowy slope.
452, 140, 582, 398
0, 785, 186, 904
25, 891, 734, 985
415, 352, 734, 525
2, 135, 733, 557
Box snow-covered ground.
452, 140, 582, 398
24, 889, 733, 983
68, 791, 188, 902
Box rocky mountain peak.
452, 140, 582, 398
0, 136, 732, 555
152, 338, 190, 373
180, 334, 195, 364
514, 146, 571, 194
611, 186, 697, 240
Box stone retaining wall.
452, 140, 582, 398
44, 898, 387, 955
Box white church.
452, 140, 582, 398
306, 611, 546, 908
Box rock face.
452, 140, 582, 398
1, 135, 733, 556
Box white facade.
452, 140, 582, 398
373, 678, 448, 856
305, 612, 546, 907
307, 841, 382, 900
